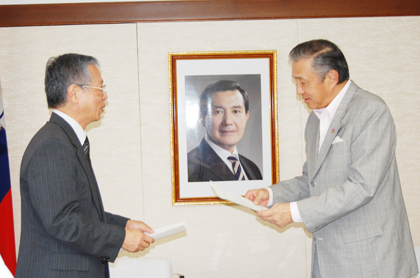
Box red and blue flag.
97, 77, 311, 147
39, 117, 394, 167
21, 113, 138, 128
0, 91, 16, 276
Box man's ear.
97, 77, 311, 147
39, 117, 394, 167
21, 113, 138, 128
327, 70, 339, 87
67, 84, 80, 104
199, 115, 205, 127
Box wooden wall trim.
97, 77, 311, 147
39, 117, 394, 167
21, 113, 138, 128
1, 0, 419, 27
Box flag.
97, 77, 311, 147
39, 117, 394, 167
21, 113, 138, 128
0, 88, 16, 276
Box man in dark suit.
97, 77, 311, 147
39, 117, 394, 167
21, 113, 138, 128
188, 80, 262, 182
16, 54, 155, 278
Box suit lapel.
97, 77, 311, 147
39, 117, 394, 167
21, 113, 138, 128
199, 140, 236, 181
306, 115, 319, 181
309, 81, 358, 181
50, 113, 105, 221
239, 156, 255, 180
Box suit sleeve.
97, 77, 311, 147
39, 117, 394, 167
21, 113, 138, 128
105, 211, 129, 227
297, 99, 396, 233
270, 161, 311, 202
25, 138, 126, 261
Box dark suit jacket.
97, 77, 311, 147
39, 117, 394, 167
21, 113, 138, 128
187, 139, 262, 182
16, 113, 129, 278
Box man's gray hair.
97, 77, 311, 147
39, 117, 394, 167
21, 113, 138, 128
289, 39, 349, 84
45, 53, 99, 108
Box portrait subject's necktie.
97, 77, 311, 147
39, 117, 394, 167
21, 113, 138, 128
227, 155, 245, 180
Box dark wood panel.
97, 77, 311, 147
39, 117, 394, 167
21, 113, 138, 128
0, 0, 419, 27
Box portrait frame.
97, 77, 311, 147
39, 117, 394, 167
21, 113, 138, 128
170, 50, 279, 206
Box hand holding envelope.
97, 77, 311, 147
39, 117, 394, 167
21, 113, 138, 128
211, 183, 294, 228
254, 202, 293, 228
210, 183, 267, 212
121, 222, 187, 252
243, 187, 294, 228
144, 222, 187, 240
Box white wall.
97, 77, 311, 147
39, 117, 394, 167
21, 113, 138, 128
1, 16, 419, 277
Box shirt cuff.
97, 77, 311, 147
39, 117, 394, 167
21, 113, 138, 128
266, 187, 274, 207
290, 202, 302, 223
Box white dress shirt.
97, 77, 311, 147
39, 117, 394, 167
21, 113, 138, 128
53, 109, 86, 146
204, 136, 248, 180
267, 80, 351, 222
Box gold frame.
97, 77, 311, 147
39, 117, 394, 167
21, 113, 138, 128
170, 50, 279, 206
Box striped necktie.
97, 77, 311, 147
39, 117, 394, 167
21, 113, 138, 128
227, 155, 245, 180
83, 137, 91, 166
83, 136, 108, 275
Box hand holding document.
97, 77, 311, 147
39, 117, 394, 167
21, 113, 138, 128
211, 183, 268, 212
144, 222, 186, 241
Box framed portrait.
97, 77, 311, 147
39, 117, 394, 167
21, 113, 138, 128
170, 50, 279, 206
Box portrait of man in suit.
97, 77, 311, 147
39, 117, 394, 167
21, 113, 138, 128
187, 79, 262, 182
245, 40, 418, 277
16, 54, 155, 278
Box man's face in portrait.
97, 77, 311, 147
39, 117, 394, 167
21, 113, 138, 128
292, 58, 334, 109
201, 89, 249, 153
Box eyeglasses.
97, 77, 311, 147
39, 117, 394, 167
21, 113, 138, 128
76, 84, 107, 95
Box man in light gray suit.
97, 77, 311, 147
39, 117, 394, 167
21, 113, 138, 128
245, 40, 418, 277
16, 54, 155, 278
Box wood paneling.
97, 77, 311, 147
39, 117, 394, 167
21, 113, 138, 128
0, 0, 419, 27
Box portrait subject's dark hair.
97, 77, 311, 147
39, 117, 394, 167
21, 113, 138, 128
289, 39, 349, 84
45, 53, 99, 108
199, 80, 250, 117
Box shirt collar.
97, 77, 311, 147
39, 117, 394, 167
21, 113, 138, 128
53, 109, 86, 146
313, 80, 351, 120
204, 136, 239, 157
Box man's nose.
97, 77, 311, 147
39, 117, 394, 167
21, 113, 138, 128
223, 112, 234, 124
103, 92, 108, 100
296, 84, 304, 96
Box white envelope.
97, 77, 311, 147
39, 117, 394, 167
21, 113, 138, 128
144, 222, 186, 240
211, 183, 267, 212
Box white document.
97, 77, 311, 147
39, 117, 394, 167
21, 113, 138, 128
210, 183, 268, 212
145, 222, 187, 241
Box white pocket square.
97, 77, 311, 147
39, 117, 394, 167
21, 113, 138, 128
332, 136, 344, 144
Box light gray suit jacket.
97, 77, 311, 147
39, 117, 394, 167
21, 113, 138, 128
271, 81, 418, 277
16, 113, 129, 278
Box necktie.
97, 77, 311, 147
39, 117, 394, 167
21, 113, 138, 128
82, 137, 91, 166
227, 155, 245, 180
82, 136, 107, 278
